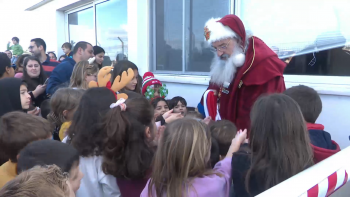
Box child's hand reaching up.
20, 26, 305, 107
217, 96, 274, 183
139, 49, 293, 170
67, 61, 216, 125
226, 129, 248, 158
162, 109, 174, 119
165, 113, 183, 124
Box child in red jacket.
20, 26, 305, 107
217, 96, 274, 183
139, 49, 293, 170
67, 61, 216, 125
284, 85, 340, 163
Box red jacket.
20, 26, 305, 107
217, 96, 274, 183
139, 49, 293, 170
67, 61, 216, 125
307, 123, 341, 163
203, 37, 286, 134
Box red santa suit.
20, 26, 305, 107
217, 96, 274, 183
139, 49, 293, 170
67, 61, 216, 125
200, 15, 286, 134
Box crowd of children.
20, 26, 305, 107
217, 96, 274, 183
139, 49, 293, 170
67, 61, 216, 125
0, 39, 342, 197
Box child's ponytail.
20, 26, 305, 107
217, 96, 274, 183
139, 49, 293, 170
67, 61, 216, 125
102, 97, 155, 180
102, 104, 129, 172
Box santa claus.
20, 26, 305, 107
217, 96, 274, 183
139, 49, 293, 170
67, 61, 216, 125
199, 14, 286, 133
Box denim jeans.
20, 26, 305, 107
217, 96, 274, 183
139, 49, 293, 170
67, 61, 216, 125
11, 56, 18, 65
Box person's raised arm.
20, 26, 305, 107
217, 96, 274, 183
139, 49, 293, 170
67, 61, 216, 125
7, 42, 12, 50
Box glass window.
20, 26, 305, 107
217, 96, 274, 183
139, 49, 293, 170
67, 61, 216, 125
184, 0, 230, 72
238, 0, 350, 77
155, 0, 183, 71
153, 0, 231, 73
96, 0, 128, 63
68, 7, 94, 47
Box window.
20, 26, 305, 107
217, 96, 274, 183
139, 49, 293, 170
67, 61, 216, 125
96, 0, 128, 62
67, 0, 128, 65
237, 0, 350, 77
152, 0, 231, 74
68, 7, 94, 47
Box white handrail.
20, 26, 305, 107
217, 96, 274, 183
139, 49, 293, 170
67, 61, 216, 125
257, 146, 350, 197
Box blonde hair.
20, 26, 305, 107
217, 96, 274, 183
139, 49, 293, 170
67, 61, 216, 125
0, 165, 70, 197
149, 119, 220, 197
47, 88, 85, 127
69, 60, 99, 89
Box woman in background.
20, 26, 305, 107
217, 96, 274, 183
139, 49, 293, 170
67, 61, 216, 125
22, 56, 47, 107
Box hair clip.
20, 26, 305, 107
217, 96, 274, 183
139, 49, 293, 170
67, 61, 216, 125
110, 98, 127, 111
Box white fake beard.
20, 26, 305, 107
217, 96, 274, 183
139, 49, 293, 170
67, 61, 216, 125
210, 47, 246, 86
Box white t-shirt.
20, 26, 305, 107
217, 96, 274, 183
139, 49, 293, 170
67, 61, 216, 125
76, 156, 121, 197
62, 137, 120, 197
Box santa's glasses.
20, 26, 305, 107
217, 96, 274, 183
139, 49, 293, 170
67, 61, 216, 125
210, 40, 231, 52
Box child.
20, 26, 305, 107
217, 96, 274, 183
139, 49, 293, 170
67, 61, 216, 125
284, 85, 340, 163
151, 97, 169, 117
0, 78, 31, 118
62, 42, 73, 58
169, 96, 187, 115
59, 55, 66, 62
7, 37, 23, 64
112, 60, 141, 93
0, 165, 75, 197
152, 97, 183, 126
210, 120, 237, 159
47, 88, 84, 141
0, 112, 52, 188
142, 119, 247, 197
142, 72, 168, 100
101, 97, 156, 197
17, 139, 83, 193
231, 94, 314, 196
69, 61, 99, 89
185, 111, 204, 120
66, 87, 120, 197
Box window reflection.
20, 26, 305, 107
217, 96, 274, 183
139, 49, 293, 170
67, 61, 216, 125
68, 7, 94, 47
96, 0, 128, 64
155, 0, 183, 71
185, 0, 230, 72
154, 0, 230, 73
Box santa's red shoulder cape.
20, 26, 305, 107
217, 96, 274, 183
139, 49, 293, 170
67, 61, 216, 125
200, 37, 286, 130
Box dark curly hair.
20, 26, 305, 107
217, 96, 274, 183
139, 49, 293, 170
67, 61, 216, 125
168, 96, 187, 110
150, 97, 168, 109
67, 87, 116, 157
102, 97, 154, 179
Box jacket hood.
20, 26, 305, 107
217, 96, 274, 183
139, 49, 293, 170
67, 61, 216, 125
240, 37, 286, 86
0, 78, 25, 117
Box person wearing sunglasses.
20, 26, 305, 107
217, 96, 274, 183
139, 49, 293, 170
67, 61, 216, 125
198, 14, 286, 136
29, 38, 59, 77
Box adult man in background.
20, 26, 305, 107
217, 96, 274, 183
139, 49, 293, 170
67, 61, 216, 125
198, 14, 286, 134
7, 37, 23, 65
46, 41, 94, 95
29, 38, 59, 77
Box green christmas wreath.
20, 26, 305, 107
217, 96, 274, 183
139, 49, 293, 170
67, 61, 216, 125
145, 84, 168, 100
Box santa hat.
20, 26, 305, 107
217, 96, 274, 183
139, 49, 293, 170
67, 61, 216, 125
142, 72, 162, 95
204, 14, 246, 47
203, 90, 221, 121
